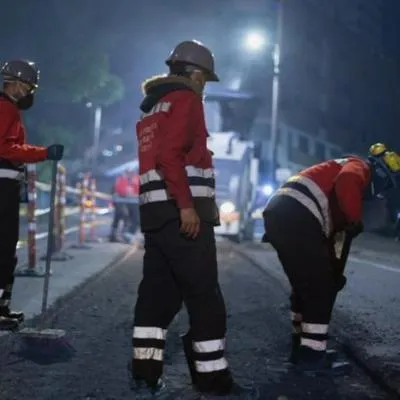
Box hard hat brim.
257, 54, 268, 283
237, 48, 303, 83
207, 71, 220, 82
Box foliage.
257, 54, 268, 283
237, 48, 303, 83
0, 0, 125, 155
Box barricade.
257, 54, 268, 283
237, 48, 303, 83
70, 174, 92, 249
15, 165, 113, 277
15, 164, 45, 276
40, 164, 73, 261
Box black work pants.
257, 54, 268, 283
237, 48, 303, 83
0, 179, 20, 308
111, 203, 129, 230
132, 220, 229, 388
264, 196, 337, 351
127, 203, 139, 234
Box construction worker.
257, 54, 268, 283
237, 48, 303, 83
130, 40, 247, 397
109, 169, 131, 242
262, 143, 400, 374
0, 60, 64, 330
125, 168, 140, 236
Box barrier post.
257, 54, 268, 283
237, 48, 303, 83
87, 178, 98, 242
40, 164, 72, 261
70, 174, 92, 249
15, 164, 46, 277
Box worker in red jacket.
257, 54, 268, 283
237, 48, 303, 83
262, 143, 400, 374
126, 168, 140, 236
0, 60, 64, 330
130, 40, 249, 397
109, 169, 131, 242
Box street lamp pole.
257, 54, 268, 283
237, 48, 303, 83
269, 0, 283, 184
91, 105, 102, 175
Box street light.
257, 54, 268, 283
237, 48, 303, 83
86, 102, 102, 175
243, 3, 284, 185
244, 31, 269, 52
269, 1, 284, 185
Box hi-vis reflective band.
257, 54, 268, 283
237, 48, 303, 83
139, 165, 215, 205
134, 347, 164, 361
301, 322, 329, 351
274, 175, 332, 236
133, 326, 167, 340
0, 169, 24, 180
141, 101, 171, 119
193, 338, 225, 353
132, 326, 167, 361
193, 338, 228, 373
195, 358, 229, 373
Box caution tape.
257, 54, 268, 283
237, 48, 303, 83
16, 219, 110, 249
20, 206, 112, 218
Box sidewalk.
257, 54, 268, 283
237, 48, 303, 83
7, 224, 132, 325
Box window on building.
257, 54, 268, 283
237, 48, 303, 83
298, 135, 310, 154
315, 142, 326, 161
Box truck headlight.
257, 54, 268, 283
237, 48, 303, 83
220, 201, 236, 213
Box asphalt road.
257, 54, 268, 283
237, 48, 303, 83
238, 233, 400, 398
0, 240, 394, 399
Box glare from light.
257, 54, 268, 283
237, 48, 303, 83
262, 184, 274, 196
229, 77, 242, 90
86, 102, 93, 108
244, 31, 268, 52
220, 201, 236, 214
115, 144, 123, 151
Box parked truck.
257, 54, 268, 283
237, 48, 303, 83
208, 131, 259, 242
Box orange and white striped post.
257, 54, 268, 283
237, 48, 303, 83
70, 173, 92, 249
41, 164, 72, 261
15, 164, 46, 276
89, 178, 97, 242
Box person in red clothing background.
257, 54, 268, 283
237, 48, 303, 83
262, 143, 400, 374
0, 60, 63, 330
125, 168, 140, 236
109, 169, 131, 242
130, 40, 252, 398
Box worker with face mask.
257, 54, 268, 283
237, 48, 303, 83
0, 60, 64, 330
130, 40, 252, 397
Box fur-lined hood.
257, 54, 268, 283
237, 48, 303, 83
139, 74, 202, 113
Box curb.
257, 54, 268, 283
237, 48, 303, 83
230, 242, 400, 398
334, 329, 400, 399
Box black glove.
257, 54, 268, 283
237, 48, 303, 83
344, 221, 363, 239
335, 274, 347, 292
47, 144, 64, 161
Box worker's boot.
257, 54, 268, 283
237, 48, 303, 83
294, 345, 351, 376
0, 307, 24, 322
0, 306, 22, 331
289, 333, 338, 364
0, 283, 24, 329
130, 378, 165, 399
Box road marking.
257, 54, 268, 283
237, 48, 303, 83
349, 256, 400, 274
